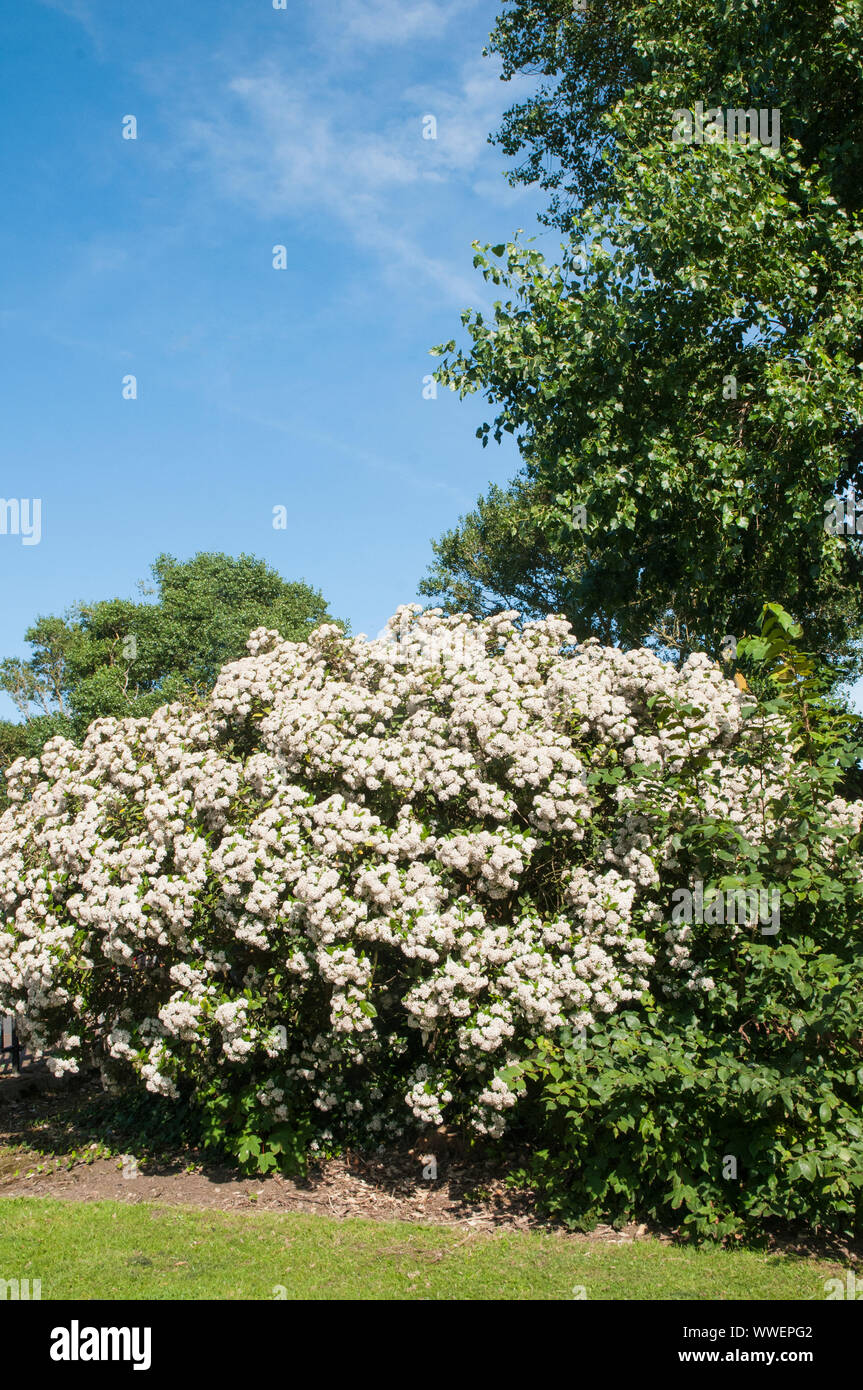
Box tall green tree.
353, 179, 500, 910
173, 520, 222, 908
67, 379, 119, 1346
0, 552, 341, 767
488, 0, 863, 226
423, 1, 863, 671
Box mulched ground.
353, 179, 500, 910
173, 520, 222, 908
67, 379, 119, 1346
0, 1059, 639, 1238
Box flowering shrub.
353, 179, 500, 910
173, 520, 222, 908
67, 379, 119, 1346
514, 611, 863, 1240
1, 605, 860, 1180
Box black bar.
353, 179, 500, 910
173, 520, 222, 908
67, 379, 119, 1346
7, 1299, 857, 1371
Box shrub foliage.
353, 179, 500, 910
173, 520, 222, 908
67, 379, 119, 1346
0, 605, 860, 1235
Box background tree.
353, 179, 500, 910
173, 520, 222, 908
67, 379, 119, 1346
488, 0, 863, 227
423, 0, 863, 674
420, 476, 616, 638
0, 552, 341, 791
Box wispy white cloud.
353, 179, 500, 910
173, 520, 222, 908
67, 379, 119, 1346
405, 58, 539, 200
195, 71, 422, 214
332, 0, 482, 47
36, 0, 92, 21
408, 64, 507, 172
173, 46, 532, 305
34, 0, 102, 47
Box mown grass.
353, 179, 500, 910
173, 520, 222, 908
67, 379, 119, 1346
0, 1198, 846, 1300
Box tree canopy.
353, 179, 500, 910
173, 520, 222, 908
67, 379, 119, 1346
0, 553, 341, 778
422, 1, 863, 673
488, 0, 863, 226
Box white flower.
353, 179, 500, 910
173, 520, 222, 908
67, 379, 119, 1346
0, 604, 840, 1140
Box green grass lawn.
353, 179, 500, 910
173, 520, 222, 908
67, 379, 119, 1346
0, 1197, 847, 1300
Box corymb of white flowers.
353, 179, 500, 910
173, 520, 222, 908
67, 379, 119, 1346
0, 605, 852, 1144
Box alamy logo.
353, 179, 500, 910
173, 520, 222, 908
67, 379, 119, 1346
373, 626, 485, 669
824, 491, 863, 535
0, 498, 42, 546
0, 1277, 41, 1300
719, 634, 737, 663
672, 102, 780, 148
50, 1321, 152, 1371
671, 882, 780, 935
824, 1271, 863, 1300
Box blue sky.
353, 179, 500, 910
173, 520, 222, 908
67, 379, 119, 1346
2, 0, 861, 718
0, 0, 552, 720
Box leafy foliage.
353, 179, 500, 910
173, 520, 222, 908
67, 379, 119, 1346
488, 0, 863, 228
509, 608, 863, 1240
423, 2, 863, 672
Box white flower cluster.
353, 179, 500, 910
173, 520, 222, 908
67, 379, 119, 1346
405, 1065, 454, 1126
1, 605, 859, 1140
